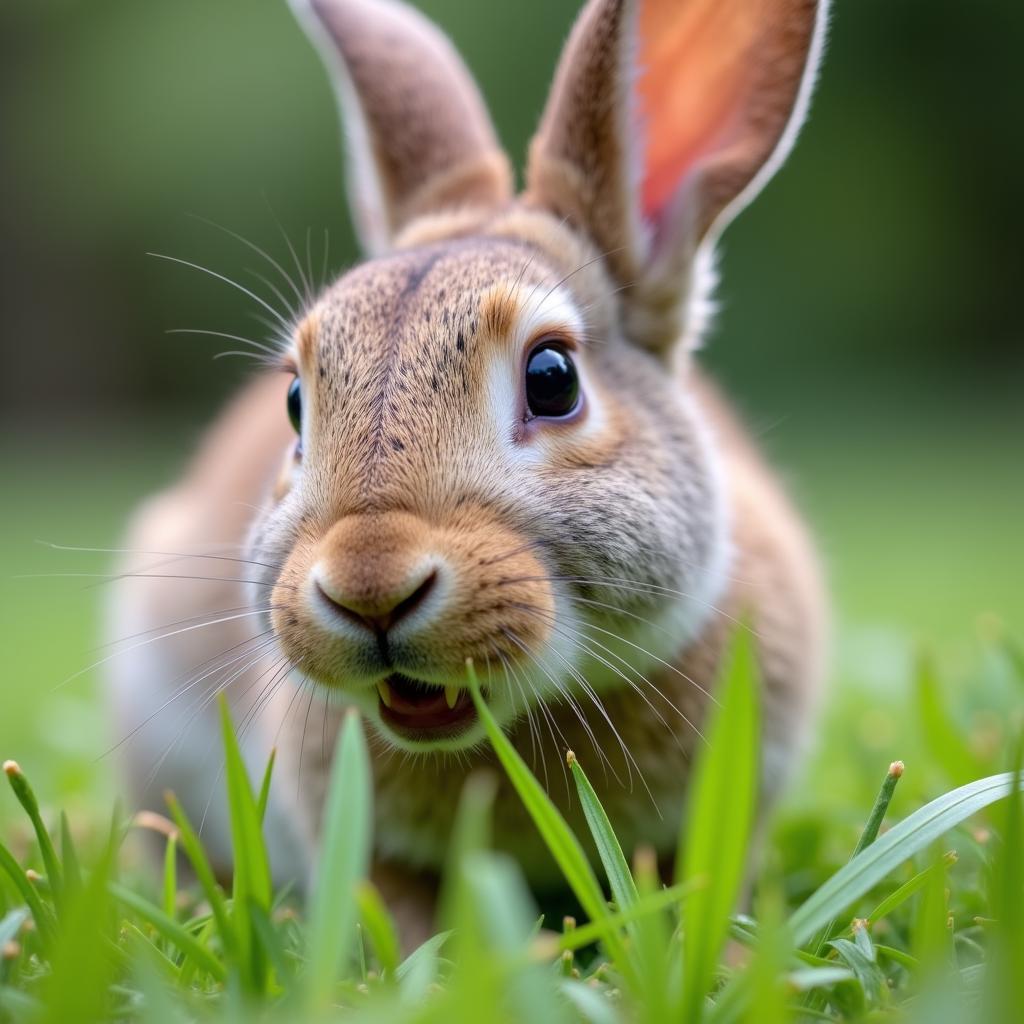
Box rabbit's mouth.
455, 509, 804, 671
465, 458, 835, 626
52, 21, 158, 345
375, 672, 479, 740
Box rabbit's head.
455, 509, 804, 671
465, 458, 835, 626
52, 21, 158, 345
251, 0, 827, 751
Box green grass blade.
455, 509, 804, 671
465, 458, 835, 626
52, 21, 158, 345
982, 738, 1024, 1022
676, 627, 759, 1023
355, 881, 400, 978
256, 748, 276, 825
218, 696, 272, 910
439, 772, 497, 937
40, 836, 118, 1024
162, 834, 177, 922
59, 812, 82, 900
109, 882, 227, 983
554, 878, 703, 952
466, 663, 631, 973
809, 759, 905, 957
218, 695, 272, 991
306, 708, 372, 1010
248, 897, 294, 990
0, 837, 55, 947
865, 852, 956, 926
396, 930, 451, 1002
164, 792, 236, 959
568, 751, 639, 915
3, 761, 62, 910
560, 979, 621, 1024
789, 771, 1019, 945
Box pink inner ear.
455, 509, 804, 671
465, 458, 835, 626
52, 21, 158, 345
637, 0, 760, 224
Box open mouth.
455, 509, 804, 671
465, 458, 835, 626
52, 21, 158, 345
376, 672, 478, 738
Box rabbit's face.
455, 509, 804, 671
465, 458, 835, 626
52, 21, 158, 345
248, 210, 728, 751
256, 0, 825, 751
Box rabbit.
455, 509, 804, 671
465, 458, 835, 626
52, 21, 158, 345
106, 0, 829, 941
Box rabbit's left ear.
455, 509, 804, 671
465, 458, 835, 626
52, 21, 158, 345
526, 0, 828, 355
294, 0, 512, 255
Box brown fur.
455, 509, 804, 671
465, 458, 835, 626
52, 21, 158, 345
108, 0, 829, 944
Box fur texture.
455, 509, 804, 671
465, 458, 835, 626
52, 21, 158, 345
107, 0, 829, 944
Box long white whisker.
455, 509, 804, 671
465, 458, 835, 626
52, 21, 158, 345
188, 212, 308, 311
147, 251, 291, 330
55, 607, 285, 692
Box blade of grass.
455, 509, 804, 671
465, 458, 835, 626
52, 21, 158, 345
3, 761, 62, 911
162, 834, 177, 923
219, 695, 272, 990
41, 836, 117, 1024
109, 882, 226, 983
676, 627, 759, 1023
257, 748, 276, 825
461, 851, 570, 1024
439, 773, 497, 937
712, 771, 1021, 1023
809, 759, 905, 957
466, 662, 632, 975
218, 699, 272, 909
355, 881, 400, 979
0, 838, 55, 947
568, 751, 639, 915
306, 708, 372, 1010
164, 792, 235, 960
866, 852, 957, 926
789, 772, 1017, 945
982, 736, 1024, 1022
553, 878, 704, 952
59, 812, 82, 900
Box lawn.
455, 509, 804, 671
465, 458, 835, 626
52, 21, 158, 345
1, 406, 1022, 1021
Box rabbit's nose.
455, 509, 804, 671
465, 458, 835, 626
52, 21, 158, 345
315, 565, 438, 635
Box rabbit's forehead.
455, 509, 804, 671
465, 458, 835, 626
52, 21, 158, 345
305, 239, 572, 368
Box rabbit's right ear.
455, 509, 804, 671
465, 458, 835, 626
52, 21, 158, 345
293, 0, 512, 255
526, 0, 827, 357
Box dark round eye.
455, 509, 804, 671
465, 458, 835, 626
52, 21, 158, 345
287, 377, 302, 433
525, 343, 579, 418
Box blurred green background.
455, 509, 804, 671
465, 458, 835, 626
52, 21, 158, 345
0, 0, 1021, 817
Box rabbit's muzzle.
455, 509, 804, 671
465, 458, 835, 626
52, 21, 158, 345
269, 508, 557, 748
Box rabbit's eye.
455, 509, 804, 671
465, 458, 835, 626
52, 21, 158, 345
525, 343, 579, 418
287, 377, 302, 433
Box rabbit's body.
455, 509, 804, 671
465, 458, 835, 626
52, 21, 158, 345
108, 0, 829, 938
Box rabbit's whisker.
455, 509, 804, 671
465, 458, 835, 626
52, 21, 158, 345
189, 212, 310, 313
104, 631, 280, 763
147, 251, 292, 331
494, 646, 548, 790
167, 326, 280, 358
501, 628, 573, 798
38, 540, 285, 574
56, 605, 286, 692
140, 643, 285, 797
511, 602, 704, 756
197, 655, 299, 835
502, 627, 618, 794
97, 603, 277, 652
499, 572, 757, 637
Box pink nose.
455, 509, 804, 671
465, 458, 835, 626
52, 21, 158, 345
316, 566, 437, 634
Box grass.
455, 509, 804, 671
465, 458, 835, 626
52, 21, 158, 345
2, 414, 1022, 1020
1, 630, 1022, 1022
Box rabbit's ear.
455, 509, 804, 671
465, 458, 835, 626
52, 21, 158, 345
294, 0, 512, 255
526, 0, 827, 355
